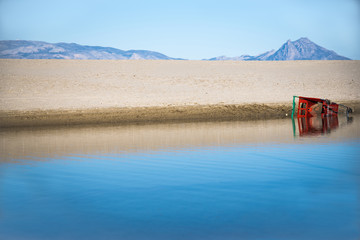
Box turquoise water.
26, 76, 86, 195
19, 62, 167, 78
0, 118, 359, 239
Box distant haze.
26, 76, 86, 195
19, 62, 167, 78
0, 38, 350, 61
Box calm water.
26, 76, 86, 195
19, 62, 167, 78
1, 117, 359, 240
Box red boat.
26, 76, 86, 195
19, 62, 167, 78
291, 96, 353, 137
292, 96, 352, 118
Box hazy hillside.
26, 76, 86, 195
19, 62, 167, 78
0, 40, 183, 60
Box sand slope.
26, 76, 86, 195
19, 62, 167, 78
0, 59, 359, 126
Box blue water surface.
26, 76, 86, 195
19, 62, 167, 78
0, 120, 359, 240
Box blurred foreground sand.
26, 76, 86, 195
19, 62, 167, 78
0, 59, 359, 126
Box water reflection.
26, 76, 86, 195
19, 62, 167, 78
0, 118, 359, 240
1, 117, 359, 162
293, 115, 353, 137
1, 119, 294, 162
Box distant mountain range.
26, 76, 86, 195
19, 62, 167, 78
0, 38, 351, 60
0, 40, 183, 60
208, 38, 350, 61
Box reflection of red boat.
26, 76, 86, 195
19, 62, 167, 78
297, 116, 339, 136
291, 96, 352, 137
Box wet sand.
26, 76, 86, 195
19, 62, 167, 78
1, 104, 294, 127
0, 59, 359, 127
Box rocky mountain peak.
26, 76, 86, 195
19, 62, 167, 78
264, 38, 349, 61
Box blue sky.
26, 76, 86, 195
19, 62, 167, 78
1, 0, 359, 59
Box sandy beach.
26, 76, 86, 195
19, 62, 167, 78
0, 59, 359, 127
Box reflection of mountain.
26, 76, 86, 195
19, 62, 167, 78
0, 40, 184, 60
208, 38, 350, 61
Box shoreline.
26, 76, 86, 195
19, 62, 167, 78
1, 101, 359, 128
0, 103, 292, 128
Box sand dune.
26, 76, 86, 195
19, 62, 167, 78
0, 59, 359, 127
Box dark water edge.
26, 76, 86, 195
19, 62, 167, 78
1, 101, 359, 128
0, 103, 292, 128
0, 117, 359, 240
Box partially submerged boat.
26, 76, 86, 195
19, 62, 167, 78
291, 96, 353, 137
291, 96, 353, 119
